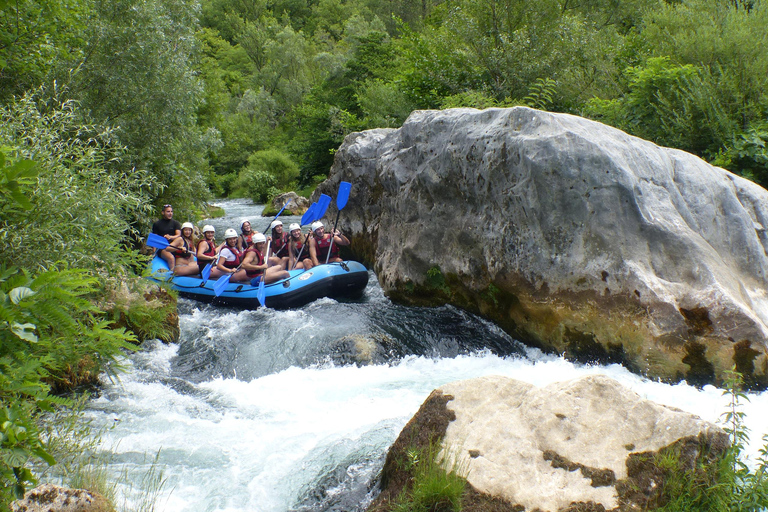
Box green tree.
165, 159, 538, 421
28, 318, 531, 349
0, 90, 155, 271
0, 0, 90, 103
70, 0, 210, 214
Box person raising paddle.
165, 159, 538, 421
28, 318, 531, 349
309, 221, 349, 267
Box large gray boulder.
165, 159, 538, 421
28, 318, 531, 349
318, 107, 768, 386
369, 375, 728, 512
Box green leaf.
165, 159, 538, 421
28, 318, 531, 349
9, 287, 35, 304
11, 323, 38, 343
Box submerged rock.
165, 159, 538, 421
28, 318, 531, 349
11, 484, 112, 512
369, 375, 728, 512
321, 106, 768, 386
327, 333, 400, 366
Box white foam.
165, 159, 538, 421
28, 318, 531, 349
89, 346, 768, 512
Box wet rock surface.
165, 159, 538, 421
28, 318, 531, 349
321, 106, 768, 385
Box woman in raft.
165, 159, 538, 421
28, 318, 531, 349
195, 225, 225, 275
308, 220, 349, 267
268, 220, 290, 270
241, 232, 290, 284
287, 223, 312, 270
237, 219, 255, 251
211, 228, 247, 281
163, 222, 199, 276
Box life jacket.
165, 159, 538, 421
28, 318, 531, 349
172, 238, 191, 257
239, 232, 253, 249
272, 232, 289, 257
315, 234, 339, 262
245, 246, 265, 277
221, 246, 242, 268
202, 240, 216, 258
293, 238, 309, 260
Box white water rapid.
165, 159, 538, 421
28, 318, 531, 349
84, 200, 768, 512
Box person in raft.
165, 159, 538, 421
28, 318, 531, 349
152, 204, 181, 241
196, 225, 225, 275
308, 220, 349, 266
152, 204, 182, 268
163, 222, 199, 276
237, 219, 255, 252
211, 228, 246, 281
288, 223, 312, 270
241, 232, 290, 284
268, 219, 290, 270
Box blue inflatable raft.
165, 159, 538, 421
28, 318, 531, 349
148, 255, 369, 309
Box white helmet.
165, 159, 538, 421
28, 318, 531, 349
311, 221, 324, 232
202, 225, 215, 233
240, 219, 250, 231
270, 220, 283, 229
252, 233, 266, 243
181, 222, 194, 231
224, 228, 238, 238
289, 223, 300, 231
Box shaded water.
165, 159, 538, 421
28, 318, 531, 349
86, 199, 768, 511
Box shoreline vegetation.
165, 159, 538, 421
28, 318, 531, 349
2, 0, 767, 507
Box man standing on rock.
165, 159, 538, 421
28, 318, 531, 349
152, 204, 181, 241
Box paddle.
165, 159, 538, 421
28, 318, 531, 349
262, 198, 292, 235
291, 202, 319, 270
325, 181, 351, 264
256, 239, 271, 307
147, 233, 171, 250
213, 247, 241, 297
291, 194, 332, 269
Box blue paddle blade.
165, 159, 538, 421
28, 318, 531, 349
317, 194, 332, 219
336, 181, 351, 210
147, 233, 170, 249
301, 202, 317, 225
256, 279, 266, 307
213, 274, 232, 296
201, 262, 212, 281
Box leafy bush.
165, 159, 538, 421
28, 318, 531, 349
0, 265, 138, 506
0, 91, 155, 272
246, 149, 299, 190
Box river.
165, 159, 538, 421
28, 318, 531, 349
85, 199, 768, 512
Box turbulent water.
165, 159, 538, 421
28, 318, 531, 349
85, 199, 768, 512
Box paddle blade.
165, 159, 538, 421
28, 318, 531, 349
147, 233, 170, 250
316, 194, 332, 218
213, 274, 232, 297
336, 181, 351, 210
201, 263, 212, 281
256, 279, 266, 307
301, 202, 317, 225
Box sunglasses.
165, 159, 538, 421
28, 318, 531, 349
163, 204, 172, 208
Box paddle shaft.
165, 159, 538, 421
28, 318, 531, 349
325, 209, 343, 264
291, 231, 312, 270
263, 199, 292, 235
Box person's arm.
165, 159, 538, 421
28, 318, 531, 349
333, 230, 349, 246
216, 248, 235, 274
309, 237, 319, 266
196, 241, 214, 262
288, 241, 296, 270
242, 250, 268, 273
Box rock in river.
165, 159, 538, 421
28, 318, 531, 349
319, 106, 768, 386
